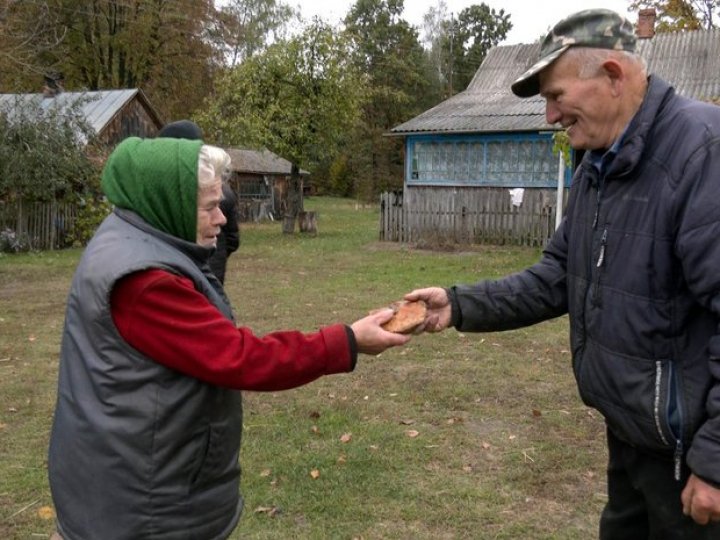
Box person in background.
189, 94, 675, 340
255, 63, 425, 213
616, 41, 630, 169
158, 120, 240, 284
407, 9, 720, 539
48, 136, 410, 539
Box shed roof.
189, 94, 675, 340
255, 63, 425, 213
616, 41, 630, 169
225, 147, 309, 176
0, 88, 163, 136
390, 27, 720, 136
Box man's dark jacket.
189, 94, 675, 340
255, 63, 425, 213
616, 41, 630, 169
448, 76, 720, 485
209, 184, 239, 284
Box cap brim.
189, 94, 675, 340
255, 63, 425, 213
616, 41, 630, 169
511, 46, 569, 98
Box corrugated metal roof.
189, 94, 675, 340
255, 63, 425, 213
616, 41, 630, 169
225, 147, 309, 176
0, 89, 154, 135
390, 28, 720, 135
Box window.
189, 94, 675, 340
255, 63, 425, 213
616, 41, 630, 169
407, 133, 571, 188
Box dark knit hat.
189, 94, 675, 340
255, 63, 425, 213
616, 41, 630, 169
101, 137, 203, 242
511, 9, 637, 98
158, 119, 203, 141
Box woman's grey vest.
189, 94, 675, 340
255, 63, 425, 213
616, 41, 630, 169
49, 210, 243, 539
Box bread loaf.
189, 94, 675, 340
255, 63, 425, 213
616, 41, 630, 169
380, 300, 427, 334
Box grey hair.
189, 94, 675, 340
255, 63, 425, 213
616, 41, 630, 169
197, 145, 231, 189
565, 47, 647, 80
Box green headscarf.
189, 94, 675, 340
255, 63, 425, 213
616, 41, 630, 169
101, 137, 203, 242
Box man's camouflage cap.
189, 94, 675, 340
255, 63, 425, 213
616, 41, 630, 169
511, 9, 636, 98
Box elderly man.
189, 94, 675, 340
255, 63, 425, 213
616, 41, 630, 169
407, 9, 720, 539
48, 137, 409, 539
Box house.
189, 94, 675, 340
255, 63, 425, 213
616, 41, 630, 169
0, 80, 164, 148
0, 80, 164, 250
387, 10, 720, 246
224, 147, 310, 222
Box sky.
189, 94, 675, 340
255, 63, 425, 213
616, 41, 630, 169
293, 0, 635, 45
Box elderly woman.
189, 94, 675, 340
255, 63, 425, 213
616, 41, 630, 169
48, 137, 408, 539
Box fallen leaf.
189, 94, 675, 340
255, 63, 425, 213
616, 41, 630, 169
532, 409, 542, 417
254, 506, 281, 517
337, 454, 347, 464
310, 469, 320, 479
259, 469, 271, 477
482, 442, 491, 450
406, 430, 420, 438
508, 434, 516, 440
462, 465, 473, 473
311, 425, 320, 435
340, 433, 352, 443
309, 411, 320, 419
37, 506, 55, 520
399, 419, 415, 425
28, 335, 36, 342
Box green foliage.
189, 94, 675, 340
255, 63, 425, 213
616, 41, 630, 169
450, 4, 513, 93
201, 21, 365, 169
552, 131, 572, 167
343, 0, 439, 197
68, 194, 112, 248
0, 97, 97, 203
214, 0, 297, 66
423, 3, 512, 97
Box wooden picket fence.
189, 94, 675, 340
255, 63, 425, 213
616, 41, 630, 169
380, 186, 564, 247
0, 200, 78, 250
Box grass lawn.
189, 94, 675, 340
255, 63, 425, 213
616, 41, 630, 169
0, 196, 607, 539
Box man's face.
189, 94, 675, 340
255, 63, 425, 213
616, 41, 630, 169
539, 54, 619, 150
196, 181, 226, 247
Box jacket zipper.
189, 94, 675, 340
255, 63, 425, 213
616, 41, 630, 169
591, 227, 608, 306
654, 360, 685, 481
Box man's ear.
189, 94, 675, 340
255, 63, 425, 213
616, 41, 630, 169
601, 59, 624, 96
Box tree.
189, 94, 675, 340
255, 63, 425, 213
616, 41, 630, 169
344, 0, 440, 198
630, 0, 719, 30
0, 97, 99, 203
36, 0, 219, 120
0, 0, 66, 92
443, 4, 512, 95
420, 0, 451, 91
212, 0, 296, 67
198, 20, 367, 233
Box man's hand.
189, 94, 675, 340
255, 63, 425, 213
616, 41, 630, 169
404, 287, 452, 333
681, 473, 720, 524
350, 309, 411, 355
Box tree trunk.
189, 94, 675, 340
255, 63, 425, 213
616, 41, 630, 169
282, 162, 303, 234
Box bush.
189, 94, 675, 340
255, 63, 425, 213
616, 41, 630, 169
69, 196, 112, 247
0, 227, 30, 253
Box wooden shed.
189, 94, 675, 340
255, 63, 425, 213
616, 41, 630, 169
224, 147, 310, 222
0, 87, 164, 250
387, 14, 720, 247
0, 87, 164, 147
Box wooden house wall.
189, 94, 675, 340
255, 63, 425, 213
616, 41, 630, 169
97, 98, 162, 146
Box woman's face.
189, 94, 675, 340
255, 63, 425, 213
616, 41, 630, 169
196, 181, 226, 247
